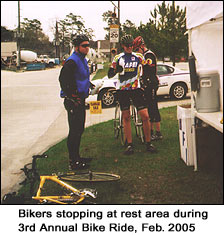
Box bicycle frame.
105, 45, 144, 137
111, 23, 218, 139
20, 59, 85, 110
32, 175, 85, 205
19, 154, 96, 205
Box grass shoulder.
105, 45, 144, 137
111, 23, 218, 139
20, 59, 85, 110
92, 62, 111, 81
18, 106, 223, 204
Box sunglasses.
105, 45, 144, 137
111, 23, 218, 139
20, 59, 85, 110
80, 44, 90, 48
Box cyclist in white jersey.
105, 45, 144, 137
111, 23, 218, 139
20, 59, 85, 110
108, 35, 157, 155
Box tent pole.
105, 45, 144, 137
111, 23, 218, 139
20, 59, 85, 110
188, 29, 198, 171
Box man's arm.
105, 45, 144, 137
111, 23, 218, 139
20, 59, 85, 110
59, 59, 77, 97
108, 54, 123, 78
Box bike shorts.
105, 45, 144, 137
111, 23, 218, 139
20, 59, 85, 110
116, 89, 147, 111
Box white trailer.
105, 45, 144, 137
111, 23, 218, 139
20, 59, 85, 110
186, 1, 223, 171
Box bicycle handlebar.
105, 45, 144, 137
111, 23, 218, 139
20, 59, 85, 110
20, 154, 48, 179
19, 154, 48, 196
32, 154, 48, 160
31, 154, 48, 172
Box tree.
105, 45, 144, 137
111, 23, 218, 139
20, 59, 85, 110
102, 2, 187, 63
57, 13, 95, 55
120, 20, 138, 38
1, 26, 14, 42
102, 10, 115, 40
151, 1, 170, 60
149, 1, 187, 65
58, 19, 72, 55
19, 18, 54, 55
21, 18, 42, 33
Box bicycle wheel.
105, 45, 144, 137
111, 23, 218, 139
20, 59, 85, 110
131, 105, 139, 137
114, 102, 120, 139
119, 112, 126, 146
133, 106, 145, 143
59, 171, 120, 182
138, 123, 144, 143
114, 103, 126, 145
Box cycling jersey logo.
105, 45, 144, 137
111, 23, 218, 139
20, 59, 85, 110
124, 68, 135, 72
125, 62, 138, 68
143, 58, 153, 65
131, 57, 135, 61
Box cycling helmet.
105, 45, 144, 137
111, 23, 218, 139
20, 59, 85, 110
133, 36, 145, 51
121, 34, 134, 45
72, 34, 89, 47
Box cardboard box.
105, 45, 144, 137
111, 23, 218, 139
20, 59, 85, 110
177, 105, 194, 166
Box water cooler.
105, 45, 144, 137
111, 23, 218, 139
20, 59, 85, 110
196, 70, 220, 112
188, 56, 220, 113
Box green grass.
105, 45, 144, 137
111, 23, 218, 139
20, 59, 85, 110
91, 62, 111, 81
18, 106, 223, 204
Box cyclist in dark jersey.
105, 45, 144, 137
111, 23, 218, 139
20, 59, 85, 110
108, 35, 157, 155
133, 36, 163, 141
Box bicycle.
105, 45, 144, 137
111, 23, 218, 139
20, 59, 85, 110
2, 154, 120, 205
114, 101, 126, 146
113, 90, 144, 145
131, 104, 145, 144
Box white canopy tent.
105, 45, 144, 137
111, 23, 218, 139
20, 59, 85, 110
186, 1, 223, 171
186, 1, 223, 109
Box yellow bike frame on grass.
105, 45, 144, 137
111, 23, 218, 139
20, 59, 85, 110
32, 175, 85, 205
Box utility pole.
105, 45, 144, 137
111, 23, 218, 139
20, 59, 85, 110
118, 1, 120, 52
17, 1, 21, 69
110, 1, 120, 60
118, 1, 120, 24
55, 21, 60, 59
110, 1, 120, 27
172, 0, 176, 66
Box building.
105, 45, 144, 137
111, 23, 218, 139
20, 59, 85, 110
1, 42, 17, 60
97, 40, 110, 61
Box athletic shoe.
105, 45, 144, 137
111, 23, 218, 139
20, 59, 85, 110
146, 142, 157, 153
124, 144, 134, 155
69, 161, 89, 171
151, 134, 156, 141
152, 131, 163, 141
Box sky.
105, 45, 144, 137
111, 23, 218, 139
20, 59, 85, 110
1, 1, 187, 41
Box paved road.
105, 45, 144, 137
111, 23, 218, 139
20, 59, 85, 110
1, 66, 191, 198
1, 67, 117, 197
1, 68, 62, 196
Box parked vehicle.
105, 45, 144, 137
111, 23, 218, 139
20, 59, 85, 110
20, 50, 37, 62
164, 57, 170, 62
157, 64, 190, 99
86, 63, 191, 108
38, 55, 55, 67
